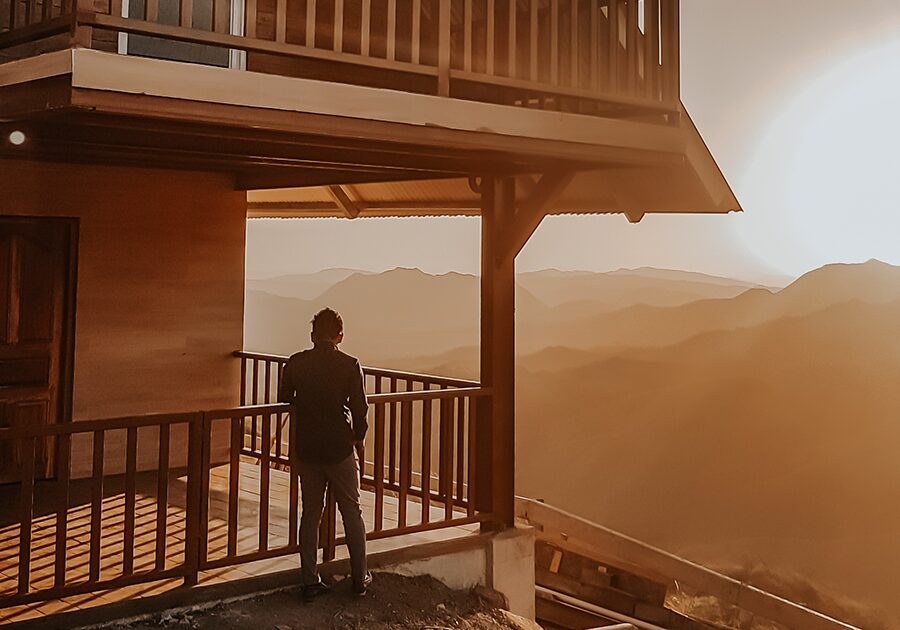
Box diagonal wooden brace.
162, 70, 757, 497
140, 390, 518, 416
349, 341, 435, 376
496, 171, 575, 266
325, 184, 361, 218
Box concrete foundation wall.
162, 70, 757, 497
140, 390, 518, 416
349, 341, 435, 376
379, 526, 536, 620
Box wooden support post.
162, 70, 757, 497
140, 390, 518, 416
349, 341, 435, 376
477, 176, 517, 528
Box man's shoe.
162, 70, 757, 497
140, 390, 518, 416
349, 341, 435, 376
352, 572, 372, 597
302, 579, 330, 602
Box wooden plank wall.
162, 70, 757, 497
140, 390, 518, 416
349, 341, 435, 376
1, 159, 246, 478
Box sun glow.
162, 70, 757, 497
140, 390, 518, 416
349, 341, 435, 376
736, 38, 900, 276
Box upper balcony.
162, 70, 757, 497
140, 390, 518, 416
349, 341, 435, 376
1, 0, 680, 121
0, 0, 736, 213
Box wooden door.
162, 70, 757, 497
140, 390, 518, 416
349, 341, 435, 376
0, 218, 76, 484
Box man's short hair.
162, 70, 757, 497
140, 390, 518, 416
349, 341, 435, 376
311, 307, 343, 342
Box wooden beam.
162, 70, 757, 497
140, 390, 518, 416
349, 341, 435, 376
325, 184, 361, 218
477, 176, 517, 529
498, 170, 575, 264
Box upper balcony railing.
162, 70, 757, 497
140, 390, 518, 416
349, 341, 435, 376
1, 0, 680, 119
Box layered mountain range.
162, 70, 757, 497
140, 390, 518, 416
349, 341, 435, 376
246, 260, 900, 629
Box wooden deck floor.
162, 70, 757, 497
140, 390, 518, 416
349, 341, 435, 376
0, 460, 477, 624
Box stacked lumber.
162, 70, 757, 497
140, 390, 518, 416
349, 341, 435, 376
534, 540, 717, 630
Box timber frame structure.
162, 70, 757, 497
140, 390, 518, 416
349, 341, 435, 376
0, 0, 742, 621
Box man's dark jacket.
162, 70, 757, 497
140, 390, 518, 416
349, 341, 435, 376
277, 343, 368, 465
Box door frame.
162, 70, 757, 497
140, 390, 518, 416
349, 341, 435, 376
0, 216, 78, 481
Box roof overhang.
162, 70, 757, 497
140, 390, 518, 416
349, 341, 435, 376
248, 105, 741, 219
0, 48, 740, 215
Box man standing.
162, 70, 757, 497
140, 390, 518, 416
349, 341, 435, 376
278, 307, 371, 600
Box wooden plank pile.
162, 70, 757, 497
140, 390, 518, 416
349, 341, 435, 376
534, 540, 717, 630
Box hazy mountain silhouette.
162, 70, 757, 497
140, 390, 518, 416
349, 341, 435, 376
248, 268, 371, 300
246, 265, 776, 360
518, 267, 768, 308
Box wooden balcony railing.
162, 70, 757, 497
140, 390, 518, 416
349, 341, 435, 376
1, 0, 680, 119
235, 350, 487, 561
0, 357, 489, 608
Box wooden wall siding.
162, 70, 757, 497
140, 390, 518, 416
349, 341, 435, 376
1, 160, 246, 478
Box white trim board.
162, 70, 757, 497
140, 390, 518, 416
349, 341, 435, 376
66, 49, 685, 153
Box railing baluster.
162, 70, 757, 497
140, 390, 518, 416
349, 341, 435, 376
251, 359, 259, 452
421, 393, 432, 524
528, 0, 537, 80
239, 357, 247, 406
570, 0, 578, 86
398, 399, 412, 527
660, 0, 678, 103
374, 387, 385, 531
154, 424, 169, 572
245, 0, 257, 37
179, 0, 192, 28
626, 0, 637, 93
18, 436, 35, 595
123, 426, 137, 576
388, 378, 397, 485
589, 0, 598, 89
195, 414, 211, 573
411, 0, 420, 63
89, 430, 105, 582
550, 0, 558, 83
437, 0, 451, 95
507, 0, 515, 78
644, 0, 658, 98
8, 0, 17, 33
184, 414, 204, 586
333, 0, 343, 51
608, 0, 619, 91
485, 0, 494, 75
466, 397, 476, 516
259, 411, 271, 551
228, 417, 240, 557
288, 418, 299, 546
455, 391, 466, 504
305, 0, 315, 46
463, 0, 472, 72
441, 397, 454, 520
386, 0, 396, 60
53, 433, 70, 589
361, 0, 371, 55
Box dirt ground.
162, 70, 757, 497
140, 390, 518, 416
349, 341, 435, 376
115, 573, 535, 630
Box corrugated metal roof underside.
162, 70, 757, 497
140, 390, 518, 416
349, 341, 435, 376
247, 106, 741, 220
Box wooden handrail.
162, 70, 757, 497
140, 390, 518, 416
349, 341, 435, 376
234, 349, 481, 389
368, 386, 490, 404
516, 498, 861, 630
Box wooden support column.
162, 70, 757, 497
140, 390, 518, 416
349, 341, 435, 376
477, 176, 517, 528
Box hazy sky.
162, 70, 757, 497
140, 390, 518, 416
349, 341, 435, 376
246, 0, 900, 283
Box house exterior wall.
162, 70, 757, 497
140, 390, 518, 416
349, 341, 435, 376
2, 159, 246, 475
